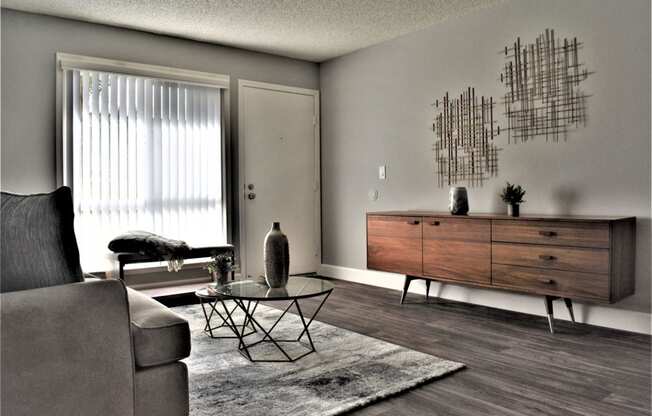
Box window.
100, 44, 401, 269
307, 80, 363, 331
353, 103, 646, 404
59, 56, 229, 272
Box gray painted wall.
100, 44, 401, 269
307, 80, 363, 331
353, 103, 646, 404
0, 9, 319, 251
320, 0, 651, 314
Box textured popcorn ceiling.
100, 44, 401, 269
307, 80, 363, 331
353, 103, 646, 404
3, 0, 502, 62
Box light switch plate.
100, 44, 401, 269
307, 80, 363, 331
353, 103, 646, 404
378, 165, 386, 180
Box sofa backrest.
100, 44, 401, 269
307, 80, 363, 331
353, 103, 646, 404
1, 187, 84, 293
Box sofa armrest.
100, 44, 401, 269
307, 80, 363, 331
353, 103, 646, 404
127, 288, 191, 367
1, 280, 136, 416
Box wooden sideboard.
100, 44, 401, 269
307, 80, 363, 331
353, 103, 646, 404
366, 211, 636, 333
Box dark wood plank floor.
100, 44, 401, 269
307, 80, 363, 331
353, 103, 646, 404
278, 278, 651, 416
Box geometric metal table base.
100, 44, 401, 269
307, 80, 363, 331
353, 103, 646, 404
198, 297, 257, 339
196, 277, 335, 363
222, 291, 332, 363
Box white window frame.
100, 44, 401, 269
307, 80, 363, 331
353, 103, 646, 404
55, 53, 232, 258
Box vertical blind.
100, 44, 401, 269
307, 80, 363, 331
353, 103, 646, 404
70, 69, 226, 272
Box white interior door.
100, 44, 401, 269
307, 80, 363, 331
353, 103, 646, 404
239, 80, 320, 279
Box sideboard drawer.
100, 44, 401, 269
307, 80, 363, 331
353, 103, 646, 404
492, 243, 610, 274
367, 215, 422, 239
423, 217, 490, 283
492, 220, 610, 249
492, 264, 609, 301
423, 217, 490, 242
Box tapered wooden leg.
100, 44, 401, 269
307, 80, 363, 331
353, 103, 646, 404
563, 298, 576, 323
400, 276, 413, 304
544, 295, 555, 334
425, 280, 431, 302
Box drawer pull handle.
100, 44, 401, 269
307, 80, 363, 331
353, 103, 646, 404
539, 231, 557, 237
407, 220, 420, 225
539, 255, 557, 261
538, 278, 555, 284
430, 221, 441, 226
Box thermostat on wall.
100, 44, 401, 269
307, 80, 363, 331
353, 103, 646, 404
368, 189, 379, 201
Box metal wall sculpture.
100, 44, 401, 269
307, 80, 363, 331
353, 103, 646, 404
432, 87, 500, 187
500, 29, 592, 143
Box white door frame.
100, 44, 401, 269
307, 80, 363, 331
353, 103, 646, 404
237, 79, 321, 279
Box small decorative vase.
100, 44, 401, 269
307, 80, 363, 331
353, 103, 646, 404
264, 222, 289, 288
211, 271, 228, 286
449, 187, 469, 215
507, 203, 520, 217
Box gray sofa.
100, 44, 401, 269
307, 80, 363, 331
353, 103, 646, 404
1, 187, 191, 416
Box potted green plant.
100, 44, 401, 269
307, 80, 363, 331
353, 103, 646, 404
500, 182, 526, 217
204, 253, 234, 286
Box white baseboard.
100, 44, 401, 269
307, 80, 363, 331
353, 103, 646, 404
319, 264, 651, 335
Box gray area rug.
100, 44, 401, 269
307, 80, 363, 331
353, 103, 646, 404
174, 302, 464, 416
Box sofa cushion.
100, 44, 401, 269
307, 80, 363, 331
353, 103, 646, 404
1, 187, 84, 293
127, 288, 190, 367
135, 362, 188, 416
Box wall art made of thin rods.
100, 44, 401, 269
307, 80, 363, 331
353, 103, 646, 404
432, 87, 501, 187
500, 29, 593, 143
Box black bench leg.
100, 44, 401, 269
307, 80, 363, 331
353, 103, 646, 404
425, 280, 431, 302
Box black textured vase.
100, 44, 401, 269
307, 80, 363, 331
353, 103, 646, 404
264, 222, 289, 288
449, 187, 469, 215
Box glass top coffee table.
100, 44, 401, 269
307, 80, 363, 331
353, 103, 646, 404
195, 276, 334, 362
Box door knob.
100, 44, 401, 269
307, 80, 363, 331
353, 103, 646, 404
247, 192, 256, 200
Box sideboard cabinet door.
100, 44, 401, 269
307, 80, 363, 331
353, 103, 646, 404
367, 215, 422, 276
422, 218, 491, 284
